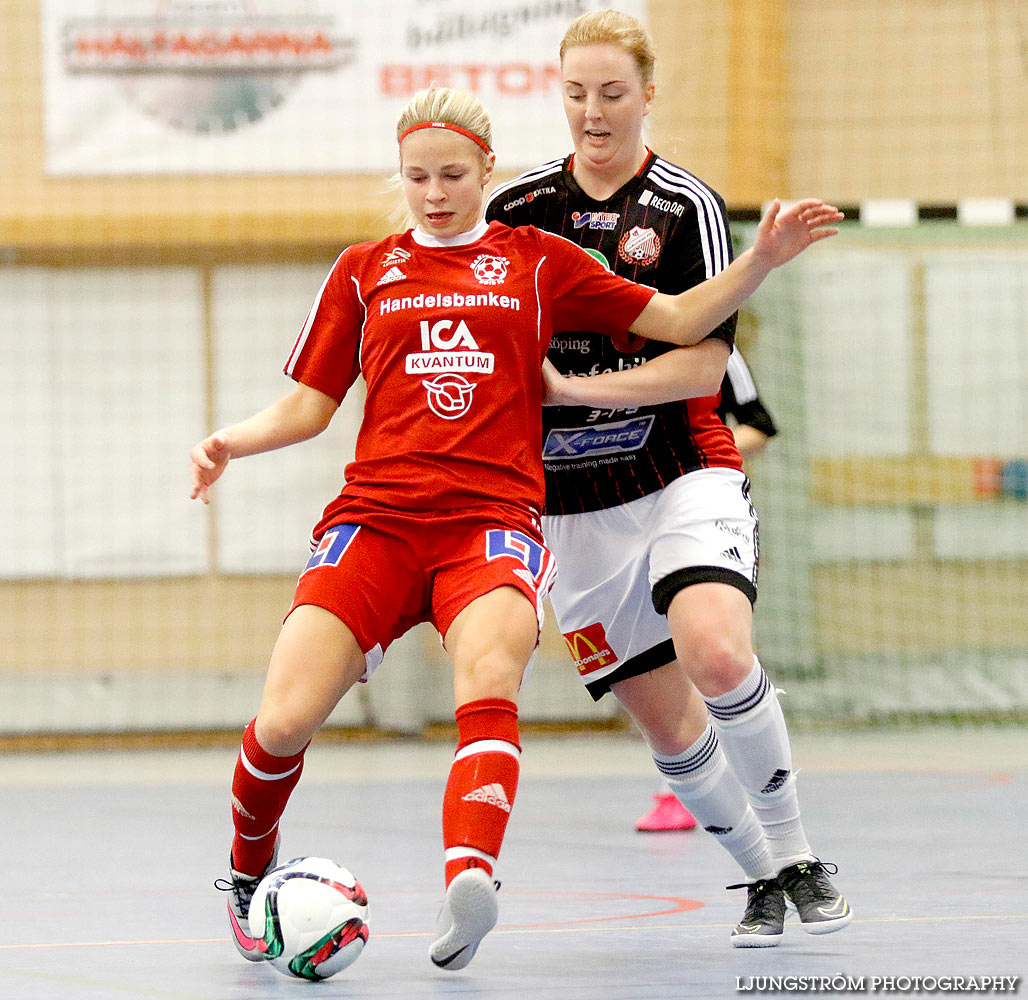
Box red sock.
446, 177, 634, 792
230, 720, 306, 877
442, 698, 521, 886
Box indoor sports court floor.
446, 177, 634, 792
2, 725, 1025, 999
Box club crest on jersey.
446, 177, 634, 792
422, 373, 477, 419
618, 225, 661, 266
471, 254, 508, 285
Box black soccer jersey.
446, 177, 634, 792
485, 150, 740, 515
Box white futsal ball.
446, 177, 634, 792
248, 857, 369, 980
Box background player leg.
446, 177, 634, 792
617, 662, 700, 831
613, 660, 786, 945
667, 582, 851, 934
430, 586, 538, 970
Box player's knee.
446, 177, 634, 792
637, 713, 700, 756
255, 710, 315, 757
685, 638, 752, 698
456, 650, 524, 703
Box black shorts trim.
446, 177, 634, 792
651, 566, 757, 615
583, 638, 676, 702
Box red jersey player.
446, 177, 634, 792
190, 85, 841, 973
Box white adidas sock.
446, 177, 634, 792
703, 657, 813, 870
652, 724, 776, 880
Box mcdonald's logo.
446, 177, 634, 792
562, 622, 618, 676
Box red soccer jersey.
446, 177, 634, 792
284, 220, 656, 533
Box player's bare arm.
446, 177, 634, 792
189, 382, 339, 503
541, 338, 730, 408
630, 199, 843, 347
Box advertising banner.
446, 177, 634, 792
41, 0, 645, 175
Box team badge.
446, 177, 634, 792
471, 254, 508, 285
618, 226, 661, 266
422, 373, 477, 419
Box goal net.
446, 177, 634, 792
739, 215, 1028, 722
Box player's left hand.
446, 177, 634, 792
753, 199, 844, 269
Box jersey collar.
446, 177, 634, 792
565, 147, 656, 203
411, 218, 490, 248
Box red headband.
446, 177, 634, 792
398, 121, 492, 156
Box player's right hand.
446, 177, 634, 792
189, 433, 231, 504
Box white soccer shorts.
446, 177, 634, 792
542, 468, 758, 700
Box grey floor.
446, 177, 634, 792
1, 727, 1025, 999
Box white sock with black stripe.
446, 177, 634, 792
652, 724, 776, 880
704, 657, 813, 869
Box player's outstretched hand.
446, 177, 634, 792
753, 199, 844, 270
189, 433, 231, 504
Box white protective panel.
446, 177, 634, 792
798, 250, 912, 456
810, 506, 916, 563
51, 268, 209, 577
933, 504, 1028, 561
924, 253, 1028, 456
0, 269, 60, 576
211, 262, 365, 573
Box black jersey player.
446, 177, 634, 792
486, 8, 851, 948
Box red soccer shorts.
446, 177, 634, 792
288, 505, 557, 680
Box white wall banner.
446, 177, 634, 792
41, 0, 645, 176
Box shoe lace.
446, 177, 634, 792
726, 877, 776, 893
726, 878, 781, 919
781, 859, 839, 905
214, 873, 261, 910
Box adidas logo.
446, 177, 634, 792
704, 824, 734, 835
760, 768, 791, 794
377, 265, 406, 285
462, 783, 512, 813
720, 545, 743, 564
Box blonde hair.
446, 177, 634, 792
559, 9, 656, 88
395, 87, 493, 164
389, 86, 493, 231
